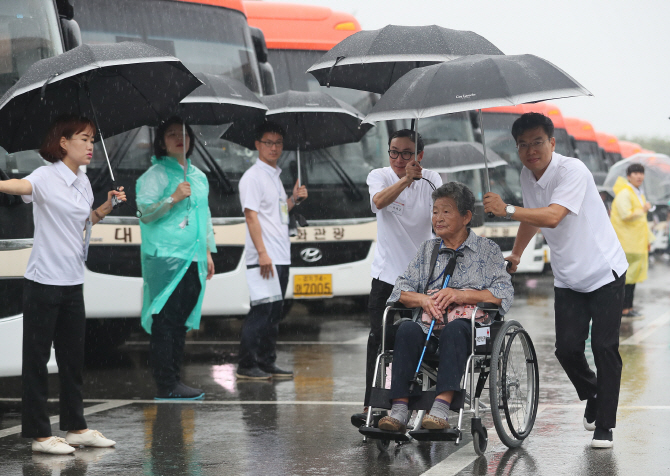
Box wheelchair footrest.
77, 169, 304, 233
408, 428, 461, 442
359, 426, 410, 442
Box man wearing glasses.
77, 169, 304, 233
237, 121, 308, 380
352, 129, 442, 426
483, 113, 627, 449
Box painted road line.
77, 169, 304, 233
124, 340, 367, 346
420, 404, 549, 476
0, 401, 131, 439
2, 398, 670, 410
620, 311, 670, 345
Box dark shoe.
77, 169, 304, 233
259, 364, 293, 379
235, 367, 272, 380
155, 382, 205, 400
583, 396, 597, 431
591, 427, 613, 448
351, 408, 387, 428
622, 309, 644, 320
378, 416, 406, 433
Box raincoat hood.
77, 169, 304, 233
136, 156, 216, 333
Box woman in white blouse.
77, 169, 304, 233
0, 115, 125, 455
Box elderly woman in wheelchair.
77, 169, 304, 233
375, 182, 514, 434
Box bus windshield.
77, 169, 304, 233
0, 0, 62, 242
575, 140, 607, 173
77, 0, 261, 93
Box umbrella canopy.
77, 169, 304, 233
179, 72, 267, 126
306, 25, 503, 94
363, 54, 592, 123
222, 90, 372, 151
421, 141, 507, 174
0, 42, 201, 153
603, 153, 670, 205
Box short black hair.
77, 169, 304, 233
154, 116, 195, 159
255, 121, 285, 143
512, 113, 555, 142
388, 129, 424, 153
626, 163, 645, 175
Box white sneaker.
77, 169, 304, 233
32, 436, 76, 455
65, 429, 116, 448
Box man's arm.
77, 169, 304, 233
483, 192, 569, 228
505, 222, 540, 272
244, 208, 273, 279
372, 177, 412, 209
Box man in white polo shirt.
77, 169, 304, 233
237, 121, 308, 380
484, 113, 627, 449
352, 129, 442, 426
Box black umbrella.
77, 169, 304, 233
0, 42, 201, 201
421, 141, 507, 174
223, 90, 372, 186
179, 72, 267, 126
364, 54, 592, 198
306, 25, 503, 94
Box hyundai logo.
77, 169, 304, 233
300, 247, 322, 263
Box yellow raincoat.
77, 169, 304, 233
610, 176, 654, 284
136, 156, 216, 333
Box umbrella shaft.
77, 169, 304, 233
478, 109, 491, 194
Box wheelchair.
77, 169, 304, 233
359, 302, 539, 455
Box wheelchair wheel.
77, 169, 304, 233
473, 426, 488, 456
376, 438, 390, 452
489, 320, 539, 448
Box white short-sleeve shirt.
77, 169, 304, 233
239, 159, 290, 266
368, 167, 442, 285
22, 160, 93, 285
520, 153, 628, 292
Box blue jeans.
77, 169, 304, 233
238, 265, 290, 369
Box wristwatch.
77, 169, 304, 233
166, 196, 174, 205
504, 204, 516, 220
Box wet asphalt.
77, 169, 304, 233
1, 262, 670, 475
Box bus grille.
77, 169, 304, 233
86, 245, 244, 277
291, 241, 372, 267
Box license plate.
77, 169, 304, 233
294, 274, 332, 298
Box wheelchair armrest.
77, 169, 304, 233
385, 301, 406, 309
476, 302, 500, 313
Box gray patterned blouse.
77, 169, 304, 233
387, 230, 514, 318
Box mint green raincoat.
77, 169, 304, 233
136, 156, 216, 334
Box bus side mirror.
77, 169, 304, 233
60, 18, 82, 51
249, 27, 277, 95
259, 62, 277, 96
249, 27, 268, 63
471, 202, 485, 228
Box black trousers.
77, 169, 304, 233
238, 265, 290, 370
22, 279, 87, 438
554, 271, 625, 430
151, 262, 202, 392
623, 284, 635, 309
389, 320, 471, 400
364, 278, 397, 406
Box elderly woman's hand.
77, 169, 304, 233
420, 293, 443, 320
431, 288, 466, 310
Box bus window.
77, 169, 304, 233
0, 0, 63, 93
575, 140, 608, 174
76, 0, 262, 93
417, 114, 476, 145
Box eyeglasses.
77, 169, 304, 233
516, 139, 548, 151
388, 149, 415, 161
259, 140, 283, 148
